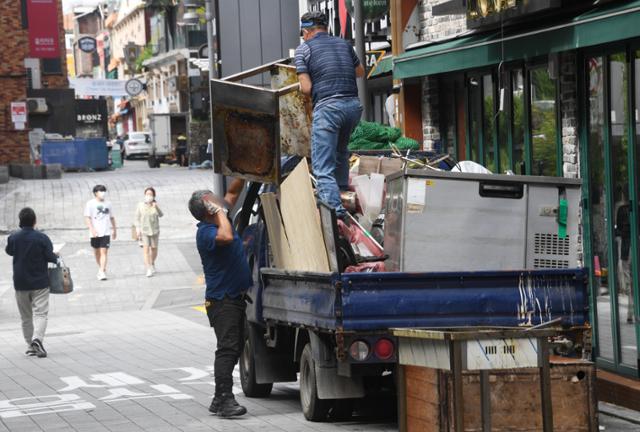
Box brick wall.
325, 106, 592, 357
418, 1, 466, 149
0, 0, 68, 164
419, 0, 467, 43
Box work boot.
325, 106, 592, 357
216, 393, 247, 418
208, 395, 222, 414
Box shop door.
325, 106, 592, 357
586, 49, 640, 375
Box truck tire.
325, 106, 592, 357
328, 399, 354, 421
300, 343, 331, 421
240, 329, 273, 398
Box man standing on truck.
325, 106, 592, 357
295, 11, 364, 218
188, 178, 251, 418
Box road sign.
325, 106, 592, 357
125, 79, 144, 97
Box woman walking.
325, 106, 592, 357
135, 187, 163, 277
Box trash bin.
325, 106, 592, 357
41, 138, 108, 171
110, 149, 122, 168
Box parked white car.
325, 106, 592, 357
123, 132, 152, 159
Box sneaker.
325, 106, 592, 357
152, 265, 156, 274
97, 270, 107, 281
208, 395, 222, 414
216, 393, 247, 418
31, 339, 47, 358
25, 346, 36, 356
146, 268, 153, 277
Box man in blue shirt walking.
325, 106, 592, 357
188, 179, 251, 418
5, 207, 58, 358
295, 11, 364, 218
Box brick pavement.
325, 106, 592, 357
0, 162, 397, 431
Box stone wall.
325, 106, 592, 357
560, 52, 579, 179
419, 0, 467, 43
418, 1, 467, 150
188, 120, 211, 165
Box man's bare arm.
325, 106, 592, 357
224, 178, 246, 208
355, 64, 365, 78
298, 73, 312, 96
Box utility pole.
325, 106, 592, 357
353, 0, 370, 120
204, 0, 223, 196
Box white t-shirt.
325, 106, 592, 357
84, 199, 114, 237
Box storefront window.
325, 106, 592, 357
588, 56, 615, 362
441, 77, 457, 156
610, 52, 637, 366
530, 66, 559, 176
512, 69, 525, 174
483, 74, 496, 172
469, 74, 482, 162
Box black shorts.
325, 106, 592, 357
90, 235, 111, 249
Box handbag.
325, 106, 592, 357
49, 260, 74, 294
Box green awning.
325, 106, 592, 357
394, 0, 640, 79
369, 55, 393, 78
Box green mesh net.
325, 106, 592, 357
348, 121, 419, 151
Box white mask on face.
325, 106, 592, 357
144, 194, 154, 204
96, 191, 106, 199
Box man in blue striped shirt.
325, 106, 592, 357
295, 11, 364, 218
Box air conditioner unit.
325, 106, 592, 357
26, 98, 49, 114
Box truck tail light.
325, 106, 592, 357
374, 338, 394, 360
349, 340, 370, 361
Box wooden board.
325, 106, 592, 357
358, 155, 403, 176
279, 158, 330, 272
401, 362, 598, 432
260, 192, 293, 269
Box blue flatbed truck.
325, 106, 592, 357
231, 180, 589, 422
210, 62, 589, 422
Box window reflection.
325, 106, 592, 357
483, 74, 496, 172
512, 69, 525, 174
530, 67, 558, 176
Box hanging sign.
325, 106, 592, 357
26, 0, 60, 58
78, 36, 97, 53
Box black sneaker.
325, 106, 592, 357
31, 339, 47, 358
216, 393, 247, 418
208, 395, 222, 414
25, 347, 36, 356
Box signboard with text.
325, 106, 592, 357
27, 0, 61, 58
11, 102, 27, 130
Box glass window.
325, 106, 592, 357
441, 77, 457, 156
530, 66, 559, 176
512, 69, 525, 174
468, 74, 482, 163
483, 74, 496, 172
609, 52, 636, 366
588, 56, 614, 362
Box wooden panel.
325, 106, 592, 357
279, 159, 330, 272
260, 192, 293, 269
358, 155, 404, 176
401, 363, 597, 432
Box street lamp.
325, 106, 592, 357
182, 0, 223, 196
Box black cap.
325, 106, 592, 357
300, 11, 328, 29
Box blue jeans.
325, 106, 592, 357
311, 97, 362, 217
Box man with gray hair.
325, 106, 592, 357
188, 178, 251, 418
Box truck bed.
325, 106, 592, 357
260, 268, 589, 331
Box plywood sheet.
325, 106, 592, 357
260, 192, 293, 269
279, 158, 330, 272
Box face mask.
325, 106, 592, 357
144, 195, 154, 203
96, 191, 106, 199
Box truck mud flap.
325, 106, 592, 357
309, 332, 365, 399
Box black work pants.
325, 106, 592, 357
205, 296, 246, 396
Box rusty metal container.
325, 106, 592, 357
210, 58, 312, 184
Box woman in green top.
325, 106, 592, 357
135, 187, 163, 277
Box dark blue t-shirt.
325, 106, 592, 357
294, 32, 360, 107
5, 227, 58, 291
196, 221, 253, 300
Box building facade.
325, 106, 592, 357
392, 0, 640, 407
0, 0, 68, 164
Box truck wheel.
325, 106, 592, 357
300, 344, 330, 421
240, 330, 273, 398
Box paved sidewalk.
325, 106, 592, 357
0, 309, 396, 432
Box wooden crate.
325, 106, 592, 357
400, 360, 598, 432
